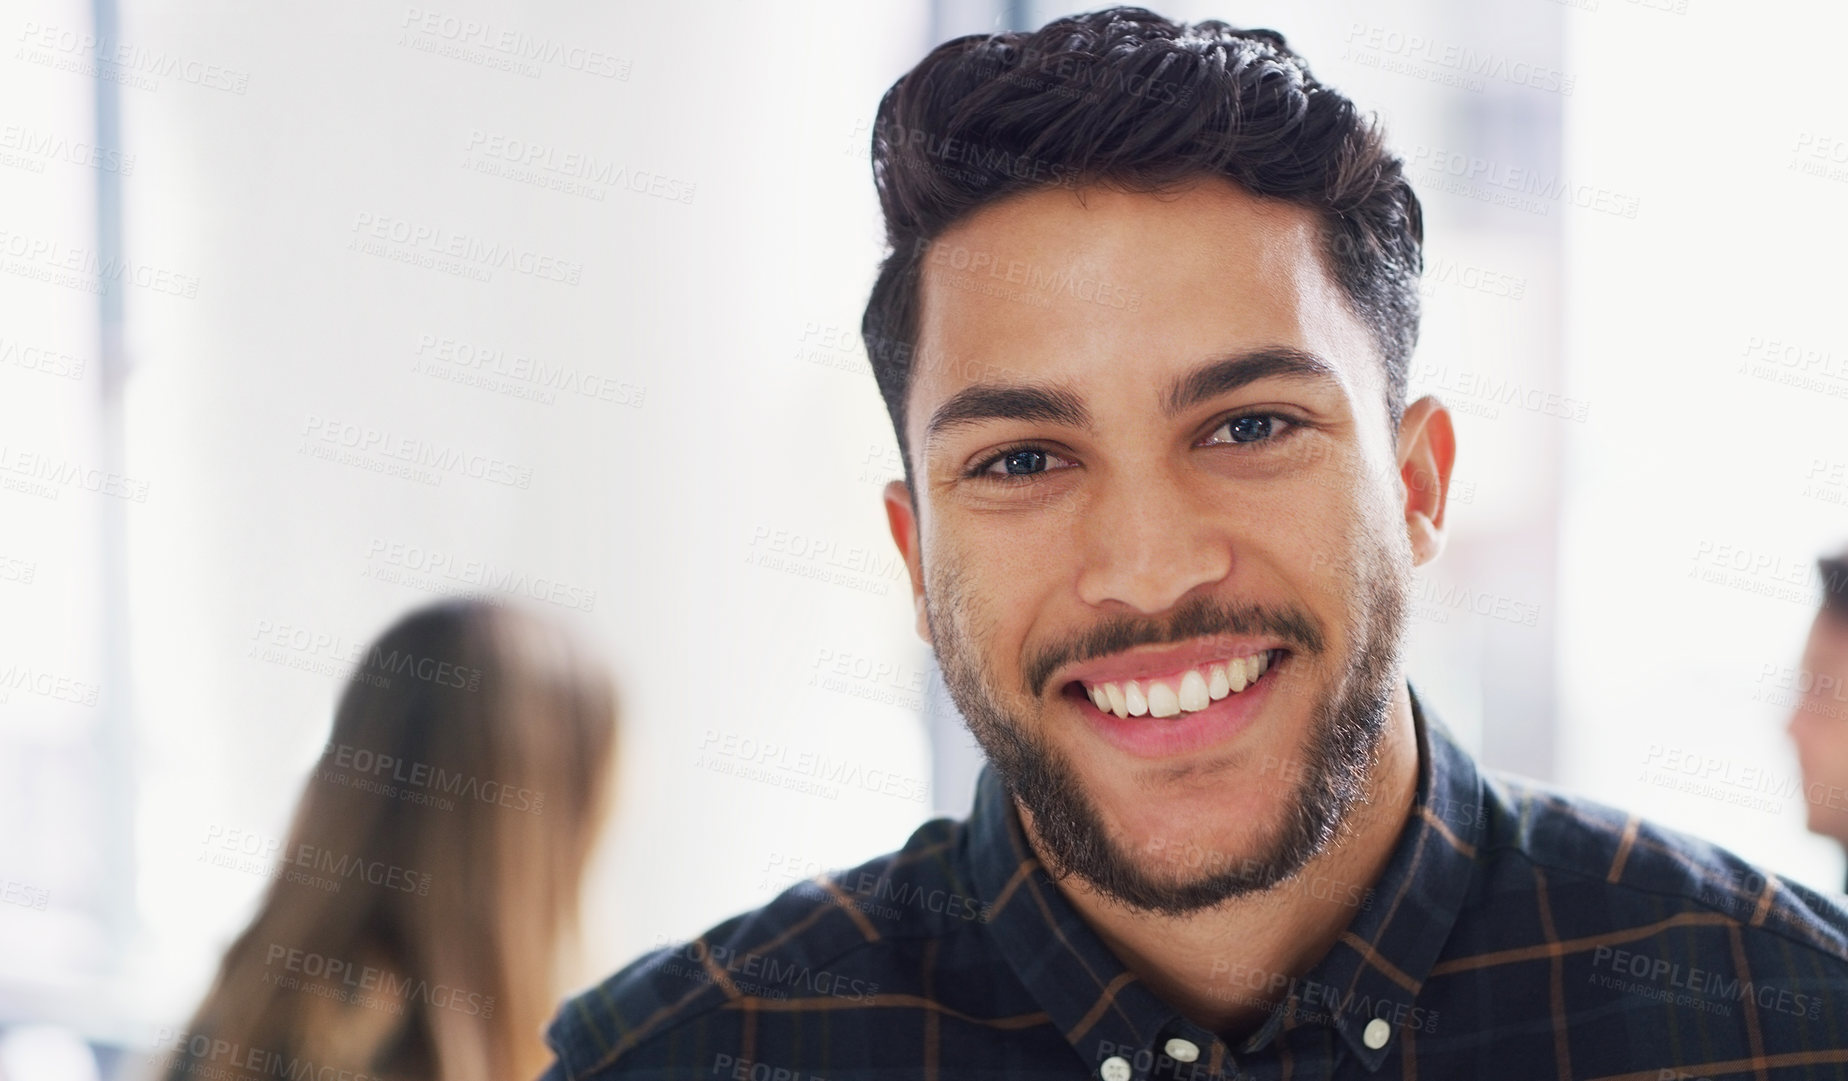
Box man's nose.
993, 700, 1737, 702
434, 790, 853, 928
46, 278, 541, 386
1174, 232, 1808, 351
1074, 467, 1233, 614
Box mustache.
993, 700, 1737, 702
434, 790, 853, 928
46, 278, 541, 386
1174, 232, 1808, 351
1022, 595, 1325, 698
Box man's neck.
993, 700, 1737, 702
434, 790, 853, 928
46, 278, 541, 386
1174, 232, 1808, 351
1023, 686, 1422, 1042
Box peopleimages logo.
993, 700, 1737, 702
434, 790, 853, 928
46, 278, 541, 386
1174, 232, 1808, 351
364, 538, 600, 613
15, 21, 252, 94
653, 935, 881, 1003
794, 869, 992, 924
149, 1029, 381, 1081
197, 823, 433, 896
1208, 958, 1439, 1035
463, 130, 696, 204
347, 212, 583, 286
0, 123, 135, 174
0, 334, 87, 379
321, 742, 545, 815
695, 729, 929, 804
1343, 22, 1574, 95
247, 617, 486, 691
412, 333, 646, 408
965, 42, 1195, 107
1, 878, 49, 911
0, 226, 202, 297
1407, 145, 1640, 219
0, 662, 99, 706
1590, 945, 1823, 1021
0, 443, 151, 502
282, 843, 429, 895
911, 236, 1144, 312
397, 8, 631, 80
868, 119, 1081, 187
263, 944, 497, 1018
300, 414, 535, 489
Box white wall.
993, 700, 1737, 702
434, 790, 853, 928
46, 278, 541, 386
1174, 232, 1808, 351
1559, 0, 1848, 894
0, 0, 116, 1030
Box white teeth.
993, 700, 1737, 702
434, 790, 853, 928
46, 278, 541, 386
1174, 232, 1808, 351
1147, 680, 1181, 718
1082, 652, 1279, 721
1178, 670, 1209, 712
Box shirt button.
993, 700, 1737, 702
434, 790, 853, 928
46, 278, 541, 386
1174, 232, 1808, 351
1100, 1055, 1132, 1081
1363, 1018, 1391, 1049
1164, 1038, 1200, 1063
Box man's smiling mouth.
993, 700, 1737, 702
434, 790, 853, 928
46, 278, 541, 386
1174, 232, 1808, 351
1065, 649, 1283, 720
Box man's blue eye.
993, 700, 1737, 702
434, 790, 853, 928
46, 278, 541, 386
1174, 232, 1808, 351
1001, 449, 1047, 474
1228, 416, 1273, 442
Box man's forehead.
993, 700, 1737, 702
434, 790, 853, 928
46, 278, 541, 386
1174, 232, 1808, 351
914, 179, 1329, 328
906, 180, 1379, 437
938, 176, 1321, 254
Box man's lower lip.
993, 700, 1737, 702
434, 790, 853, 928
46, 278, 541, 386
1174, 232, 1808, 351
1064, 654, 1286, 759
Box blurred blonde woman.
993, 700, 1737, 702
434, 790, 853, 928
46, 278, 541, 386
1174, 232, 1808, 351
164, 599, 618, 1081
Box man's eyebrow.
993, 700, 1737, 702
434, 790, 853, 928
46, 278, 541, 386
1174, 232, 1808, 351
1163, 347, 1342, 415
922, 346, 1338, 447
924, 384, 1091, 444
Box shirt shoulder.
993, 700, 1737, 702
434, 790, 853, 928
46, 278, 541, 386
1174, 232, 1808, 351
542, 815, 987, 1080
1482, 770, 1848, 955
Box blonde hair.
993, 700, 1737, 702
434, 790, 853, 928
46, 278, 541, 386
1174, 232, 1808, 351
169, 600, 618, 1081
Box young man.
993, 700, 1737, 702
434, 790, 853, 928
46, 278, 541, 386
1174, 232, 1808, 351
543, 10, 1848, 1078
1790, 550, 1848, 892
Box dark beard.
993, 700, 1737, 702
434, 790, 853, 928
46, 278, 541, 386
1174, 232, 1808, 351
927, 561, 1407, 916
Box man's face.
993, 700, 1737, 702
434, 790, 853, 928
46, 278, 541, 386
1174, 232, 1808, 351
1788, 612, 1848, 843
883, 178, 1451, 914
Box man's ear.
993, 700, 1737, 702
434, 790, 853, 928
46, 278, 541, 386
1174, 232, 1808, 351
1395, 395, 1456, 567
883, 479, 930, 642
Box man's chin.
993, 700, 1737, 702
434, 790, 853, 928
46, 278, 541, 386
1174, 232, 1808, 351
1018, 786, 1336, 915
1057, 845, 1309, 917
1040, 790, 1299, 904
1073, 754, 1297, 849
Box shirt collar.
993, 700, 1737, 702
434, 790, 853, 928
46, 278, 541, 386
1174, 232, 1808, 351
965, 685, 1484, 1074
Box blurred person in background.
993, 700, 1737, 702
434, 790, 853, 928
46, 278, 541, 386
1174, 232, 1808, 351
157, 600, 618, 1081
1789, 548, 1848, 891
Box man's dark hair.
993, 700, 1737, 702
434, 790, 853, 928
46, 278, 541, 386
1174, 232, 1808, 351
861, 6, 1424, 475
1822, 551, 1848, 622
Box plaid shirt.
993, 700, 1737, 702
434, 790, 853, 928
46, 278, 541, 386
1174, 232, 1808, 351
542, 688, 1848, 1080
